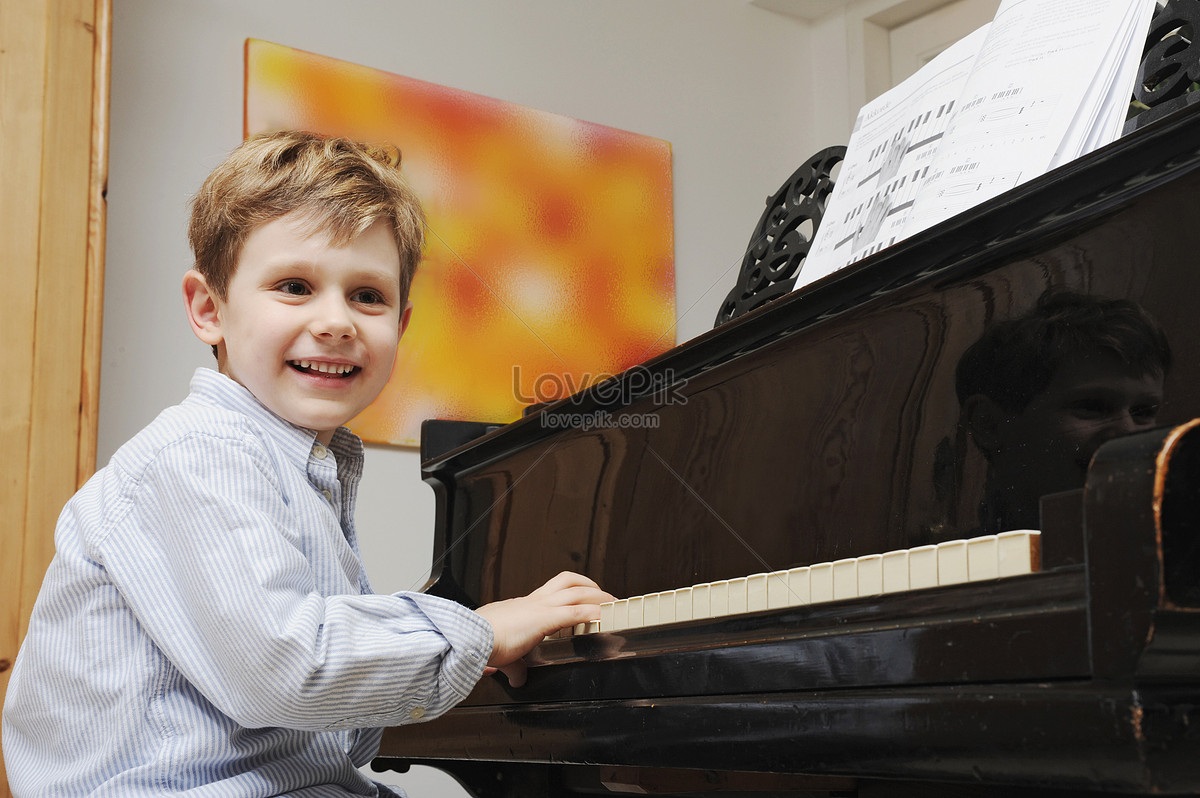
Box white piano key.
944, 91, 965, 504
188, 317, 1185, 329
691, 583, 711, 620
599, 602, 615, 631
857, 553, 883, 597
936, 539, 969, 586
747, 573, 769, 611
997, 530, 1041, 576
908, 544, 938, 590
727, 577, 749, 615
612, 598, 629, 631
709, 580, 730, 617
766, 570, 791, 608
626, 595, 644, 629
881, 549, 909, 594
642, 592, 660, 626
657, 590, 676, 624
967, 535, 999, 581
787, 566, 811, 606
809, 562, 834, 603
674, 586, 693, 622
832, 558, 857, 600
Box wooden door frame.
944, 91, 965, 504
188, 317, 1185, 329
0, 0, 110, 794
845, 0, 967, 112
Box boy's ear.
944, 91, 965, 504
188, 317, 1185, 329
398, 300, 414, 338
183, 269, 224, 347
962, 394, 1008, 458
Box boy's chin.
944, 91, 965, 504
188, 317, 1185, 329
273, 401, 364, 442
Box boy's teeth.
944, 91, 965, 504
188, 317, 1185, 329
293, 360, 355, 375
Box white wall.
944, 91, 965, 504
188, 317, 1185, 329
102, 1, 825, 793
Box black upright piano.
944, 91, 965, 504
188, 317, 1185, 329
374, 76, 1200, 797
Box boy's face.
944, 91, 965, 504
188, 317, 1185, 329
186, 210, 411, 444
989, 352, 1164, 507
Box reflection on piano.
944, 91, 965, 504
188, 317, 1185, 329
374, 86, 1200, 798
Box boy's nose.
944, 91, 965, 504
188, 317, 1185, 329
311, 298, 356, 340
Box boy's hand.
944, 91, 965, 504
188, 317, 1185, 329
474, 571, 615, 687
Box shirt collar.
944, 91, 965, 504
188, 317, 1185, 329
186, 367, 365, 471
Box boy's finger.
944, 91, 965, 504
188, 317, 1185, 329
498, 659, 528, 688
533, 570, 602, 595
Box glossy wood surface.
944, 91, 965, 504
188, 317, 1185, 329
379, 104, 1200, 795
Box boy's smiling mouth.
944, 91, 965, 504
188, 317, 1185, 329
288, 359, 359, 377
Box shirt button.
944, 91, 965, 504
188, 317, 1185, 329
312, 443, 328, 460
322, 489, 333, 502
409, 706, 426, 721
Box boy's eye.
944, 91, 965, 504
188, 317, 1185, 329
279, 281, 308, 295
1132, 403, 1161, 424
353, 289, 384, 305
1065, 399, 1111, 419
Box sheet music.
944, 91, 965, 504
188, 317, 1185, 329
798, 0, 1156, 290
1062, 0, 1157, 158
902, 0, 1156, 235
801, 26, 989, 286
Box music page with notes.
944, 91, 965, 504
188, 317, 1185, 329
799, 0, 1156, 290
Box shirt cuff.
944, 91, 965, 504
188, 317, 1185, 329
402, 591, 493, 701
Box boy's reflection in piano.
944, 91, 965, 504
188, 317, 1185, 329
956, 289, 1171, 535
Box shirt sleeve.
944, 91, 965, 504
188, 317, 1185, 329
93, 425, 493, 732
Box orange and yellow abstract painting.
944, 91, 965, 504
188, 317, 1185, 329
245, 40, 676, 447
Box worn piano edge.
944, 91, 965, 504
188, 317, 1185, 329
1151, 416, 1200, 566
1083, 418, 1200, 683
420, 105, 1200, 477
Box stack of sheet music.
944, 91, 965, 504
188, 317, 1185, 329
799, 0, 1157, 289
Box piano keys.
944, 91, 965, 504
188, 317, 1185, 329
374, 101, 1200, 795
571, 531, 1041, 635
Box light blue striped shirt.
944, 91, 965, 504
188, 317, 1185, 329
2, 368, 492, 796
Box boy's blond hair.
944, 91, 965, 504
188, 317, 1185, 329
188, 130, 425, 304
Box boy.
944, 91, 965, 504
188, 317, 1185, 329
955, 288, 1171, 534
2, 131, 613, 796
